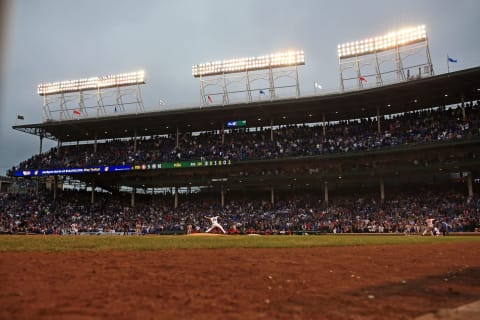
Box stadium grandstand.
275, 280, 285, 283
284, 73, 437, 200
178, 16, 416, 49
0, 176, 13, 193
3, 26, 480, 236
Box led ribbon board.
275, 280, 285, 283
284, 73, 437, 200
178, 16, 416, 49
227, 120, 247, 128
14, 160, 232, 177
37, 71, 145, 96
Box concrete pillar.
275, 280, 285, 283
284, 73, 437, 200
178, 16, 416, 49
322, 114, 326, 136
461, 96, 466, 121
37, 133, 44, 198
270, 120, 274, 142
376, 106, 381, 134
53, 176, 57, 201
133, 130, 137, 152
91, 183, 95, 205
380, 177, 385, 204
221, 124, 225, 144
39, 134, 43, 155
221, 187, 225, 208
174, 187, 178, 209
131, 187, 136, 207
270, 187, 275, 205
176, 128, 180, 149
94, 134, 97, 153
467, 173, 473, 197
57, 140, 62, 156
324, 181, 329, 206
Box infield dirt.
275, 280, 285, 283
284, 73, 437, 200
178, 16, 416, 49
1, 242, 479, 319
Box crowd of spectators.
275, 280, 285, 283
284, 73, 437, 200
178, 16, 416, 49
1, 189, 478, 235
11, 103, 480, 172
4, 103, 479, 235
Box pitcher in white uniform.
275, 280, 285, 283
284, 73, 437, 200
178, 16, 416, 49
422, 217, 435, 236
205, 215, 227, 234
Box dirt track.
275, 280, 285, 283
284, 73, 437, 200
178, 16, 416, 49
1, 243, 479, 319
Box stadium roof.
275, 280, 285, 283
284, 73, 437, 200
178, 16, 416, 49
13, 66, 480, 143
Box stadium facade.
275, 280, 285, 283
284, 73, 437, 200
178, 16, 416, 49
10, 67, 480, 207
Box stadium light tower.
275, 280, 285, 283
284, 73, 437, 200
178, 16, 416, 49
38, 70, 146, 121
192, 50, 305, 106
337, 25, 433, 91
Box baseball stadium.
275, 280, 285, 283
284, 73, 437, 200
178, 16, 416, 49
1, 13, 480, 320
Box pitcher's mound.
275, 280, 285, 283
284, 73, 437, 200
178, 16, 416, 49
187, 233, 225, 236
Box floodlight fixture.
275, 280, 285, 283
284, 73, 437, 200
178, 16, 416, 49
192, 50, 305, 78
337, 25, 427, 59
38, 70, 145, 96
39, 70, 146, 121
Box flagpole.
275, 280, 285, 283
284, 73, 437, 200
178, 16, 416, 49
447, 55, 450, 74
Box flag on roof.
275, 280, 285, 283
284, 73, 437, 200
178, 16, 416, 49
73, 109, 81, 115
17, 115, 24, 120
359, 76, 367, 82
447, 56, 458, 63
207, 95, 213, 103
259, 90, 265, 95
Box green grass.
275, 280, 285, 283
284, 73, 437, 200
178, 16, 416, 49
0, 234, 479, 252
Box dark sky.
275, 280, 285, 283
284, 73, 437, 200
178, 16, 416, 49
1, 0, 479, 174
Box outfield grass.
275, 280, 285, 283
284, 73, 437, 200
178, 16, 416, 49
0, 234, 479, 252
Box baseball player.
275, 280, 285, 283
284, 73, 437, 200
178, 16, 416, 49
135, 219, 142, 235
205, 215, 227, 234
422, 217, 435, 236
441, 220, 449, 236
185, 215, 193, 235
71, 223, 78, 235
